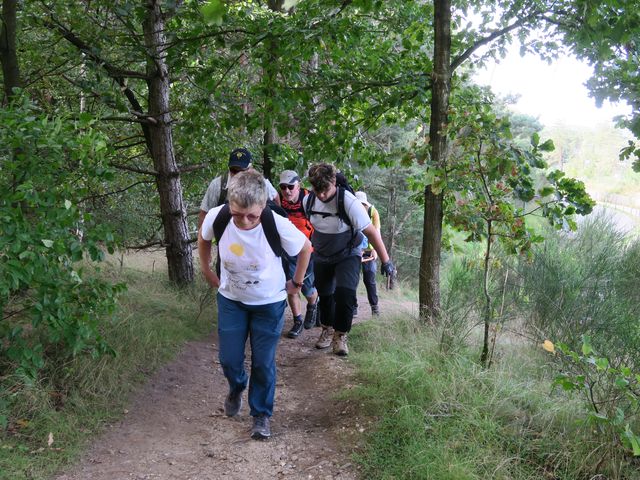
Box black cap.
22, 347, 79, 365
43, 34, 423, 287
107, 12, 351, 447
228, 148, 252, 169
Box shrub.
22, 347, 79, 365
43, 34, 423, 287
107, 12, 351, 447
0, 98, 123, 391
513, 214, 640, 369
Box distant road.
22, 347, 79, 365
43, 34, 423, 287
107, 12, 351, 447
590, 204, 640, 234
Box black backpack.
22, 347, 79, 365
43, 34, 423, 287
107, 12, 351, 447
212, 203, 287, 277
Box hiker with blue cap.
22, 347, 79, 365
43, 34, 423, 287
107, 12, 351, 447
198, 148, 280, 229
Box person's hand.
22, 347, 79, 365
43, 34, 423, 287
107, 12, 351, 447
203, 270, 220, 288
286, 279, 303, 295
381, 260, 396, 277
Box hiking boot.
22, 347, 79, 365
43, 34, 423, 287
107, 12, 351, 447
371, 305, 380, 316
224, 389, 243, 417
303, 303, 317, 329
315, 326, 334, 349
250, 415, 271, 440
332, 331, 349, 356
352, 306, 358, 318
287, 318, 304, 338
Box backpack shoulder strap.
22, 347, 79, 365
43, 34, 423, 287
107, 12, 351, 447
261, 207, 283, 257
304, 191, 316, 218
367, 205, 372, 218
218, 171, 229, 207
212, 203, 232, 277
336, 186, 352, 226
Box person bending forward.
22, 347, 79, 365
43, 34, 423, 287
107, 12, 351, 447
198, 170, 311, 440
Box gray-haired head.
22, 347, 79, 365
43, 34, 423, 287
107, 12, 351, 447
227, 169, 268, 208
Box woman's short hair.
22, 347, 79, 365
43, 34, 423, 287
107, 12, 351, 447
227, 169, 268, 208
307, 163, 336, 193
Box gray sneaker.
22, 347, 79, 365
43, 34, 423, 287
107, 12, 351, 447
315, 326, 334, 349
251, 415, 271, 440
287, 318, 304, 338
224, 390, 243, 417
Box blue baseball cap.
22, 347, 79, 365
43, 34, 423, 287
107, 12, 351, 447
228, 148, 252, 169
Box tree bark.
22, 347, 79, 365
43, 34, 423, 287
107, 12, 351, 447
419, 0, 451, 323
0, 0, 21, 102
261, 0, 284, 183
143, 0, 194, 285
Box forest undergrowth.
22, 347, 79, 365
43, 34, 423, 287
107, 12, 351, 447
0, 253, 213, 479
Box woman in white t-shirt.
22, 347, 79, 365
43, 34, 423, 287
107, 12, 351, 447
198, 170, 311, 440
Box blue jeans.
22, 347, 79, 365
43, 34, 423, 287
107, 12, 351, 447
217, 293, 286, 417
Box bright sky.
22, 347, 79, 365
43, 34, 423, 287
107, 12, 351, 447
474, 49, 632, 128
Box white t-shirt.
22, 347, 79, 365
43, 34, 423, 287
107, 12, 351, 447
201, 206, 307, 305
200, 175, 278, 212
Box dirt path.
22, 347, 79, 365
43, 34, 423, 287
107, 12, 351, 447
54, 298, 388, 480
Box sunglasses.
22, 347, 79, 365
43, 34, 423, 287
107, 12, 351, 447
229, 167, 247, 174
279, 184, 297, 191
230, 212, 261, 222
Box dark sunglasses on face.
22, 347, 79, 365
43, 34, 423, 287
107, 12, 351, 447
229, 167, 247, 174
279, 184, 297, 191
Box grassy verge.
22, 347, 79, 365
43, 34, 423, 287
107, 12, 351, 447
347, 313, 640, 479
0, 259, 214, 480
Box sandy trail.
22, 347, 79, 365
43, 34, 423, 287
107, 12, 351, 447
53, 300, 389, 480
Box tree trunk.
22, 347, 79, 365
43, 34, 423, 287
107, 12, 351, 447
480, 220, 492, 367
261, 0, 284, 183
143, 0, 194, 286
419, 0, 451, 323
0, 0, 21, 102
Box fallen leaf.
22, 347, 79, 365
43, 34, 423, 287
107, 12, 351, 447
48, 432, 54, 447
542, 340, 555, 353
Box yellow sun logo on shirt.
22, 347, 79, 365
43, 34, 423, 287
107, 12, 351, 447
229, 243, 244, 256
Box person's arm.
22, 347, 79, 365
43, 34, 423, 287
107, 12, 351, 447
285, 238, 311, 295
198, 177, 221, 230
198, 228, 220, 288
371, 207, 381, 231
198, 210, 207, 230
363, 223, 389, 264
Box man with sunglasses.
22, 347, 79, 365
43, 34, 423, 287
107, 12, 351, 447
197, 148, 280, 230
278, 170, 319, 338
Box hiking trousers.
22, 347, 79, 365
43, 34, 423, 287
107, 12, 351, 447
216, 293, 286, 417
313, 254, 360, 333
361, 259, 379, 307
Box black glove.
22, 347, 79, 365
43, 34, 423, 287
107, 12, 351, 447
381, 260, 396, 277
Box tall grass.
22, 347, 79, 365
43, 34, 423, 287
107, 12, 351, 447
348, 315, 640, 479
0, 258, 214, 480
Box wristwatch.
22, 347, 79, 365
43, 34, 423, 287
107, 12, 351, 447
291, 279, 303, 288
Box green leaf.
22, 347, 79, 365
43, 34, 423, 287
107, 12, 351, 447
64, 199, 72, 209
41, 239, 54, 248
594, 357, 609, 371
531, 132, 540, 147
538, 186, 554, 197
538, 139, 555, 152
615, 377, 630, 388
623, 425, 640, 456
201, 0, 226, 26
